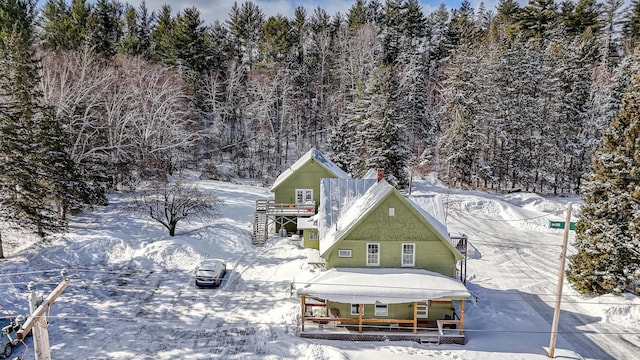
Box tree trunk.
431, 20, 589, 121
0, 231, 4, 258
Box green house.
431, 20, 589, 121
297, 216, 319, 249
297, 179, 470, 342
269, 148, 349, 233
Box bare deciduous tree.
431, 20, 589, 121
134, 179, 223, 236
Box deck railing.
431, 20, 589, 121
256, 199, 316, 216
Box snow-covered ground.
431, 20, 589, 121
1, 176, 639, 359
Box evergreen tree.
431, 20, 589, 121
567, 75, 640, 296
67, 0, 91, 49
353, 65, 410, 187
119, 4, 144, 56
260, 14, 294, 64
438, 44, 484, 188
623, 0, 640, 51
518, 0, 560, 39
87, 0, 123, 58
496, 0, 522, 40
148, 4, 174, 64
0, 0, 92, 236
118, 2, 154, 58
425, 4, 450, 74
329, 82, 366, 174
41, 0, 71, 50
227, 1, 265, 70
396, 49, 430, 159
173, 6, 209, 73
347, 0, 367, 30
206, 20, 232, 79
381, 0, 403, 65
448, 0, 479, 46
561, 0, 602, 37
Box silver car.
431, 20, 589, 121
195, 259, 226, 288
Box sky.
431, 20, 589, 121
132, 0, 499, 25
1, 171, 638, 359
36, 0, 508, 26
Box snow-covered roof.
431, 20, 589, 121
270, 148, 350, 191
362, 169, 379, 179
408, 194, 447, 227
318, 177, 378, 236
296, 267, 470, 304
319, 180, 394, 255
406, 196, 450, 245
297, 215, 318, 230
319, 180, 453, 256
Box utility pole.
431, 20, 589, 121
548, 203, 572, 358
17, 270, 69, 360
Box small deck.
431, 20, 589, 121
299, 320, 465, 344
252, 200, 317, 246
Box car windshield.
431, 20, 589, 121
197, 269, 218, 276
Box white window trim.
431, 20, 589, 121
295, 188, 313, 205
367, 243, 380, 266
402, 243, 415, 267
375, 303, 388, 316
351, 304, 361, 315
309, 231, 319, 240
338, 249, 352, 257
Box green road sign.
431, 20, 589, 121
549, 221, 576, 230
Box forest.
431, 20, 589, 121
1, 0, 640, 237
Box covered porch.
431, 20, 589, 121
296, 268, 471, 344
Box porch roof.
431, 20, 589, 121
296, 267, 470, 304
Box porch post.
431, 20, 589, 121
459, 300, 465, 335
358, 304, 363, 333
413, 301, 418, 333
301, 295, 305, 332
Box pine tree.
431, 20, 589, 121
448, 0, 479, 46
87, 0, 123, 58
174, 7, 209, 73
67, 0, 91, 50
561, 0, 602, 37
424, 4, 450, 76
119, 4, 144, 56
347, 0, 367, 30
41, 0, 71, 50
438, 44, 485, 188
518, 0, 560, 39
623, 0, 640, 51
0, 0, 60, 235
353, 65, 410, 187
601, 0, 624, 66
119, 1, 155, 58
227, 1, 265, 70
148, 4, 175, 64
260, 14, 294, 64
567, 75, 640, 296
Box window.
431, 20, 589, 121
295, 189, 313, 204
309, 231, 318, 240
389, 207, 395, 216
351, 304, 361, 315
375, 303, 388, 316
338, 249, 352, 257
367, 243, 380, 266
402, 243, 415, 267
